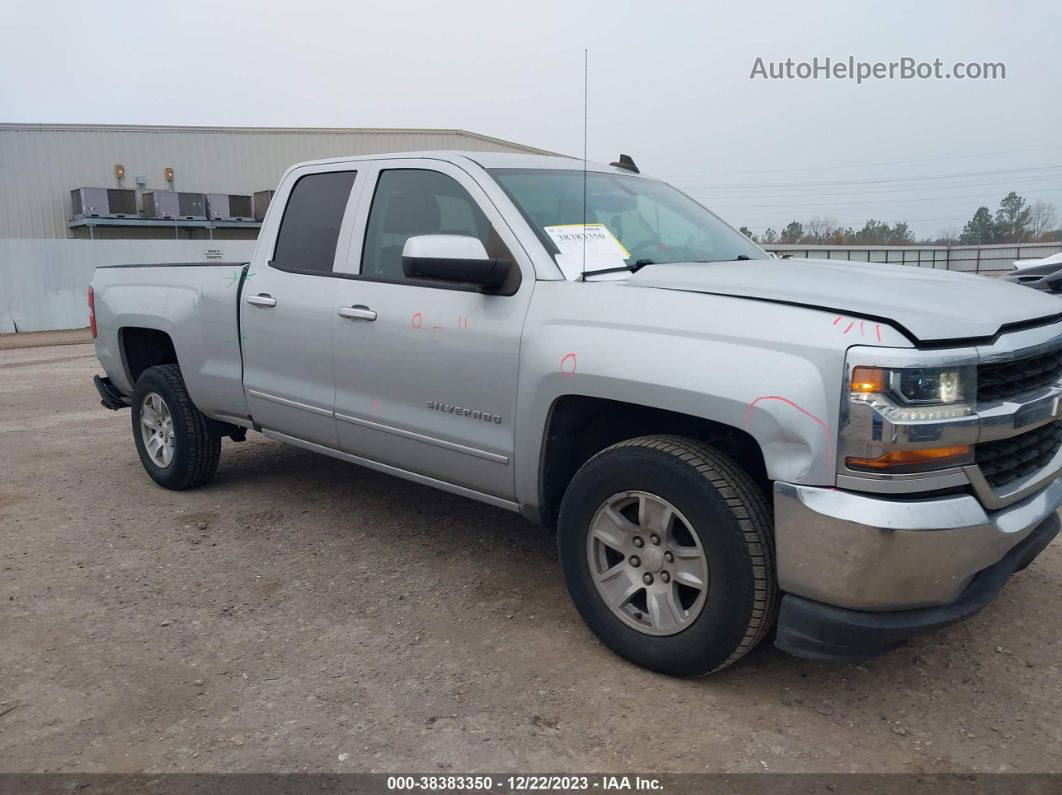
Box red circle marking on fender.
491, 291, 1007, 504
560, 352, 578, 376
411, 312, 423, 330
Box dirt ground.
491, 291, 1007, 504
0, 328, 92, 351
1, 342, 1059, 774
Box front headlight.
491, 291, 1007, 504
850, 365, 976, 421
845, 364, 977, 473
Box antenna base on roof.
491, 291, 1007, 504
609, 154, 640, 174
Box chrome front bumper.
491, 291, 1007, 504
774, 476, 1062, 610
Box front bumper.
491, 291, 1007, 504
774, 477, 1062, 610
775, 511, 1058, 662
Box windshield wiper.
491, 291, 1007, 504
581, 259, 656, 279
688, 255, 756, 264
582, 254, 755, 277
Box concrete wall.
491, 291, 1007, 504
0, 239, 256, 333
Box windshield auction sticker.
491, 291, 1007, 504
543, 223, 631, 280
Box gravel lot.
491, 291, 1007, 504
1, 342, 1060, 774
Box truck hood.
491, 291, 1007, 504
626, 258, 1062, 343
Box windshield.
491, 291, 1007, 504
489, 168, 766, 279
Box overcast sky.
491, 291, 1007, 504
2, 0, 1060, 239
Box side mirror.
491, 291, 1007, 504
401, 234, 513, 290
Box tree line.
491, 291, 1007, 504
739, 192, 1059, 246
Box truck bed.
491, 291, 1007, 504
91, 261, 252, 426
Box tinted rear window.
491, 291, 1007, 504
272, 171, 357, 273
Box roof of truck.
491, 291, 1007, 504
457, 151, 618, 172
286, 150, 649, 177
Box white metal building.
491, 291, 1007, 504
0, 123, 557, 240
0, 123, 556, 332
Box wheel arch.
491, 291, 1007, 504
531, 394, 768, 528
119, 326, 179, 386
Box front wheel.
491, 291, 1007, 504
558, 435, 778, 676
131, 364, 221, 490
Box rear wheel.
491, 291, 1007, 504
558, 435, 778, 676
131, 364, 221, 490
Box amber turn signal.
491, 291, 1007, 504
851, 366, 887, 394
846, 445, 972, 472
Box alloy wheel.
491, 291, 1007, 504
586, 490, 709, 636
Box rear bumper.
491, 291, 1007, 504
775, 511, 1059, 662
93, 374, 129, 410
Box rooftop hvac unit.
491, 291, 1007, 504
142, 190, 180, 220
71, 187, 138, 218
178, 192, 207, 220
141, 191, 206, 220
205, 193, 254, 222
253, 190, 274, 221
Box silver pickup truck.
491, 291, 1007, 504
90, 150, 1062, 676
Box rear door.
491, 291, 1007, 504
330, 159, 535, 500
240, 165, 361, 446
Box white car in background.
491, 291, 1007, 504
1013, 251, 1062, 270
1005, 251, 1062, 294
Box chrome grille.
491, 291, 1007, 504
974, 420, 1062, 488
977, 347, 1062, 402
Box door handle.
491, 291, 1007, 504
246, 293, 277, 308
338, 305, 377, 321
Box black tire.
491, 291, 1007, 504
558, 435, 778, 676
131, 364, 221, 490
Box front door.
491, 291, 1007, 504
241, 167, 361, 446
331, 161, 534, 499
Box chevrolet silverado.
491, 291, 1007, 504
90, 151, 1062, 676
